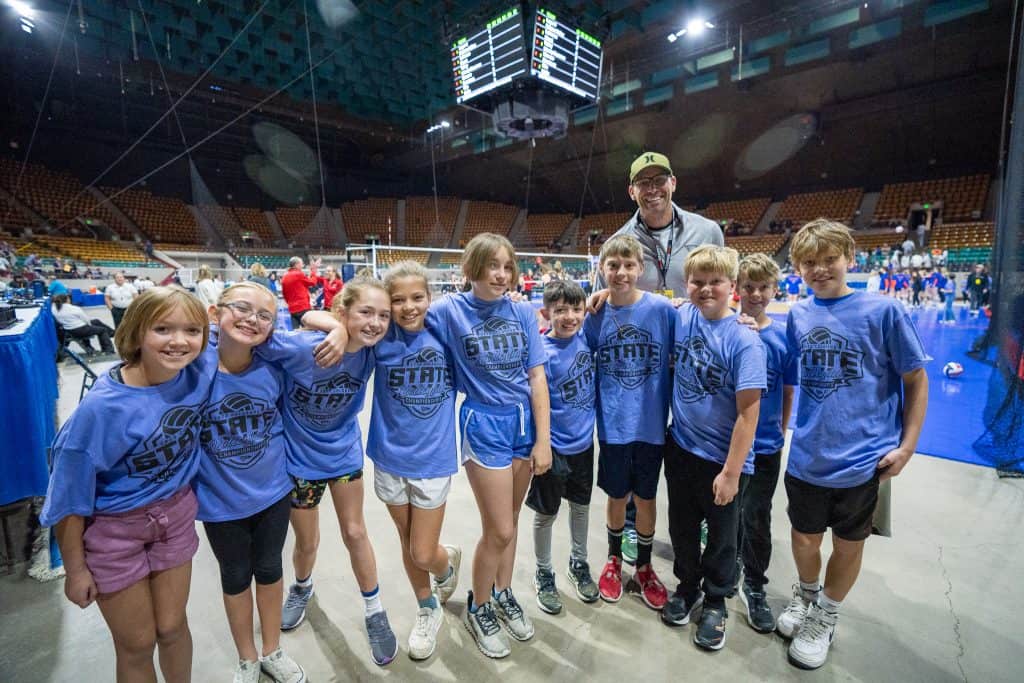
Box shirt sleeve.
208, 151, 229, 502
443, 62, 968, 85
255, 330, 318, 375
40, 445, 98, 527
886, 307, 932, 374
582, 311, 600, 348
735, 335, 768, 392
520, 302, 547, 369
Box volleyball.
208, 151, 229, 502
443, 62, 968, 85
943, 361, 964, 378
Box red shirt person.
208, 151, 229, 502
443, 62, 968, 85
281, 256, 320, 329
318, 265, 344, 311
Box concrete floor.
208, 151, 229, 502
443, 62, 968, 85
2, 307, 1022, 682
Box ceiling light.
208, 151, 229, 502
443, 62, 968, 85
7, 1, 34, 19
686, 18, 707, 36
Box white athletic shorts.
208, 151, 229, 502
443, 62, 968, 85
373, 469, 452, 509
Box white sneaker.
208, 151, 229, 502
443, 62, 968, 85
232, 659, 261, 683
788, 603, 837, 669
435, 545, 462, 605
260, 648, 306, 683
776, 585, 812, 638
408, 602, 444, 660
493, 588, 535, 641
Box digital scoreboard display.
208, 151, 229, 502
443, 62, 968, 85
530, 8, 603, 101
451, 8, 528, 104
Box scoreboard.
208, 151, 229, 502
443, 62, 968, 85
451, 7, 528, 104
530, 8, 602, 101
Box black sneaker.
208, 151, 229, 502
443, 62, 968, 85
661, 589, 703, 626
694, 605, 728, 650
740, 584, 775, 633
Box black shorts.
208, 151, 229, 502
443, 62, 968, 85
784, 472, 880, 542
290, 310, 310, 330
597, 441, 663, 500
526, 445, 594, 516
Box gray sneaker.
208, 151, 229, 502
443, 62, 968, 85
232, 659, 260, 683
281, 583, 313, 631
260, 648, 306, 683
365, 611, 398, 666
567, 559, 600, 603
462, 593, 511, 659
534, 567, 562, 615
494, 588, 535, 641
435, 544, 461, 605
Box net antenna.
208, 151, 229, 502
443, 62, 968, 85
2, 0, 74, 229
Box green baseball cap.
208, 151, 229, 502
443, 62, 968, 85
629, 151, 673, 182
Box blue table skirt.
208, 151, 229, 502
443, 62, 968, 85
0, 305, 59, 505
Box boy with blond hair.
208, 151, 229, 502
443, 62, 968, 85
583, 235, 676, 610
734, 254, 797, 633
779, 219, 929, 669
661, 245, 766, 650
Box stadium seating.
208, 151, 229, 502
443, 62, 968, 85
236, 253, 293, 269
524, 213, 573, 248
0, 158, 132, 239
776, 188, 863, 225
873, 174, 989, 224
462, 201, 517, 242
340, 198, 397, 245
852, 231, 903, 252
104, 187, 203, 244
232, 207, 277, 243
405, 196, 459, 246
275, 206, 333, 246
724, 234, 787, 257
36, 236, 146, 267
197, 204, 244, 244
702, 198, 771, 234
578, 212, 631, 245
375, 249, 431, 266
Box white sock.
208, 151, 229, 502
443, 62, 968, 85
296, 575, 312, 589
799, 579, 820, 601
819, 592, 842, 615
362, 586, 384, 617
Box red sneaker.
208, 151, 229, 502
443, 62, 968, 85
634, 564, 668, 610
598, 557, 623, 603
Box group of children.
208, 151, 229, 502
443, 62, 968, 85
41, 220, 929, 681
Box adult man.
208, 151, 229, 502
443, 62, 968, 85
593, 151, 725, 566
281, 256, 321, 329
104, 272, 137, 329
598, 152, 723, 296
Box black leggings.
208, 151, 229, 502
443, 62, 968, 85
66, 320, 115, 353
203, 494, 291, 595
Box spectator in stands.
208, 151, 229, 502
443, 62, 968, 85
281, 256, 321, 329
193, 265, 222, 310
901, 235, 916, 256
916, 222, 927, 249
54, 256, 63, 273
267, 270, 279, 294
48, 275, 68, 297
143, 239, 154, 261
51, 293, 115, 356
598, 151, 723, 297
247, 262, 273, 290
104, 271, 137, 329
318, 265, 343, 311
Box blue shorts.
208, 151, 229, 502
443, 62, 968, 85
597, 441, 663, 500
459, 399, 535, 470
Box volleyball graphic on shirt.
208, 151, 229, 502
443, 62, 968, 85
127, 404, 204, 483
460, 316, 529, 381
289, 372, 363, 429
798, 327, 865, 401
674, 335, 728, 403
386, 347, 454, 419
200, 393, 277, 468
596, 324, 663, 390
557, 350, 596, 409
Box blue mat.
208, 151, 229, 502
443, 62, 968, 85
775, 307, 998, 468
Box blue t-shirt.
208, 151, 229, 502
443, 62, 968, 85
583, 292, 676, 445
367, 324, 458, 479
670, 303, 767, 473
753, 321, 798, 455
41, 355, 217, 526
427, 292, 546, 406
257, 332, 374, 480
786, 292, 931, 488
542, 333, 596, 454
894, 273, 909, 290
194, 352, 292, 522
784, 274, 803, 294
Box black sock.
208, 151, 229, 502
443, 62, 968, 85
637, 531, 654, 567
607, 525, 623, 559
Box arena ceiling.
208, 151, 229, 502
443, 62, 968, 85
0, 0, 1014, 212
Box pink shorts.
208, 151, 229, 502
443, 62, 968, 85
83, 487, 200, 594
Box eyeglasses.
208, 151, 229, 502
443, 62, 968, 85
221, 300, 275, 326
632, 174, 672, 191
